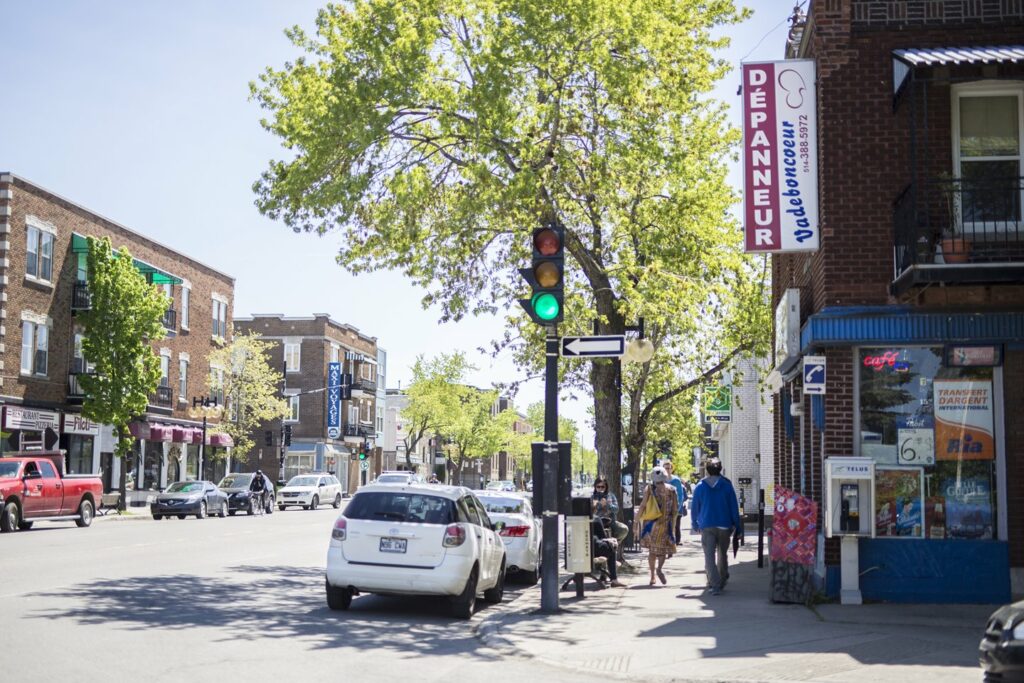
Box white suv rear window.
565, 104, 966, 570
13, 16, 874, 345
346, 492, 456, 525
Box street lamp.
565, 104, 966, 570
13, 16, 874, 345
190, 395, 221, 481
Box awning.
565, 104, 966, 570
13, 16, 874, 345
172, 427, 194, 443
128, 422, 150, 440
207, 433, 234, 448
893, 45, 1024, 95
148, 424, 173, 442
71, 233, 183, 285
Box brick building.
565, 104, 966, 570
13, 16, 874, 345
767, 1, 1024, 602
0, 173, 236, 501
234, 314, 380, 492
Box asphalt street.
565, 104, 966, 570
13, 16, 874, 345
0, 507, 587, 683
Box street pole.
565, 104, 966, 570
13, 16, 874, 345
192, 395, 217, 481
540, 330, 560, 613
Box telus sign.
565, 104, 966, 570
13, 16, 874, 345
742, 59, 819, 253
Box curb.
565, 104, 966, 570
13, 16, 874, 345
96, 513, 152, 522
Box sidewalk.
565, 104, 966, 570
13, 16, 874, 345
476, 535, 991, 683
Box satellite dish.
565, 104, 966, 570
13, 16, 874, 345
623, 339, 655, 363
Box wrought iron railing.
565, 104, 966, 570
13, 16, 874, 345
68, 372, 86, 397
151, 385, 173, 407
343, 423, 375, 438
352, 377, 377, 393
162, 308, 177, 330
893, 175, 1024, 278
72, 282, 91, 310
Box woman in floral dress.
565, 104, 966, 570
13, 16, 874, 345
636, 466, 678, 586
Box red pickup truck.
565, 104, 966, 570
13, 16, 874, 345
0, 455, 104, 532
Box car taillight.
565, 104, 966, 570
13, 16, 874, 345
332, 517, 347, 541
443, 523, 466, 547
500, 525, 530, 538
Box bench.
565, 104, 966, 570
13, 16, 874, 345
98, 492, 121, 515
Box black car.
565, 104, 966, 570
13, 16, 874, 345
152, 481, 228, 519
217, 473, 275, 515
980, 599, 1024, 681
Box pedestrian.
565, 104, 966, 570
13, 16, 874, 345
591, 516, 626, 587
690, 458, 742, 596
636, 466, 678, 586
591, 475, 629, 545
663, 460, 686, 545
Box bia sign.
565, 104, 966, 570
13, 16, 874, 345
743, 59, 819, 253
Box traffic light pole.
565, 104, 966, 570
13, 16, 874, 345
540, 330, 560, 613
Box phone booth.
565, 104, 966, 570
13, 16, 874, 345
825, 457, 875, 605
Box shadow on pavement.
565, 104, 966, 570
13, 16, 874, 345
28, 563, 520, 659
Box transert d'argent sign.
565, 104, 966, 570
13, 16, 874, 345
742, 59, 819, 253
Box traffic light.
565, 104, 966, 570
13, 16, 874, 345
283, 424, 292, 447
357, 442, 369, 461
264, 430, 273, 447
519, 224, 564, 325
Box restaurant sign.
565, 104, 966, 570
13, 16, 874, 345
3, 406, 60, 432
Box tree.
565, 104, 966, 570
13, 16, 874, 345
208, 330, 289, 464
251, 0, 760, 501
400, 352, 470, 470
78, 236, 168, 511
444, 386, 513, 485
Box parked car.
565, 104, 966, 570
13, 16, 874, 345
980, 599, 1024, 681
325, 484, 507, 618
218, 472, 275, 515
151, 481, 228, 520
476, 491, 541, 584
278, 473, 342, 510
374, 471, 422, 486
0, 455, 103, 532
485, 480, 516, 492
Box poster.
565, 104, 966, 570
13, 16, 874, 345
896, 428, 935, 466
770, 486, 817, 566
942, 476, 994, 540
875, 467, 923, 538
933, 380, 994, 461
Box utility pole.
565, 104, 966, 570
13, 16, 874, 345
540, 331, 560, 613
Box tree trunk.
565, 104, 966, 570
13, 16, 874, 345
591, 293, 625, 514
116, 425, 129, 513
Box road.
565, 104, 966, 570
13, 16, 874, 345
0, 507, 589, 683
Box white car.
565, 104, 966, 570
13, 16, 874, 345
278, 473, 343, 510
485, 480, 516, 492
374, 471, 422, 486
476, 492, 541, 584
325, 483, 507, 619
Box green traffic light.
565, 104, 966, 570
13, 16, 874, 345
531, 292, 561, 321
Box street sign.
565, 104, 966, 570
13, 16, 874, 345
560, 335, 625, 358
803, 355, 826, 395
703, 385, 732, 422
359, 460, 369, 471
327, 362, 341, 435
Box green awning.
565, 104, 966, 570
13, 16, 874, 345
71, 233, 182, 285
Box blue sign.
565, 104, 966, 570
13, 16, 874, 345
327, 362, 341, 437
803, 355, 826, 395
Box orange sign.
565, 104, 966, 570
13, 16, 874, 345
933, 380, 994, 461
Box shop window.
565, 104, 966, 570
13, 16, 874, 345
143, 440, 164, 490
857, 347, 997, 540
67, 436, 94, 474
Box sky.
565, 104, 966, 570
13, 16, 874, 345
1, 0, 796, 447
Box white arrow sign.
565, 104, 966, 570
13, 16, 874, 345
560, 335, 626, 358
803, 355, 826, 395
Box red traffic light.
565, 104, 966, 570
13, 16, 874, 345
533, 228, 561, 256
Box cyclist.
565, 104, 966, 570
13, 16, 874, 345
249, 469, 267, 514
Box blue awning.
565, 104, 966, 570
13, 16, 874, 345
800, 306, 1024, 352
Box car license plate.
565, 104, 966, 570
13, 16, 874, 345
379, 537, 407, 554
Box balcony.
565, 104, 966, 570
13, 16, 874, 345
67, 372, 86, 403
342, 423, 375, 442
150, 385, 173, 408
162, 308, 177, 331
892, 175, 1024, 295
72, 282, 91, 311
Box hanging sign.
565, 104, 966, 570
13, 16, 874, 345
703, 385, 733, 423
742, 59, 819, 253
327, 362, 341, 439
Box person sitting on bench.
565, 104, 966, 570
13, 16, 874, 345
592, 516, 626, 588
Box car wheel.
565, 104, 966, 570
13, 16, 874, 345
483, 560, 506, 604
177, 514, 186, 519
18, 520, 34, 530
153, 514, 163, 521
75, 499, 95, 527
228, 510, 236, 516
333, 494, 342, 509
1, 501, 20, 532
521, 564, 540, 586
219, 501, 228, 518
326, 580, 353, 611
196, 501, 207, 520
311, 495, 319, 510
450, 565, 478, 619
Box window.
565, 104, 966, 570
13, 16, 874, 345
178, 359, 188, 400
285, 343, 300, 372
857, 347, 998, 541
209, 367, 225, 406
39, 461, 57, 479
287, 394, 300, 422
330, 345, 340, 363
211, 298, 227, 338
26, 223, 54, 282
159, 353, 170, 388
20, 321, 48, 376
181, 286, 190, 329
348, 405, 358, 425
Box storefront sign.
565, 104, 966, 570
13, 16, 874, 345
4, 406, 60, 432
897, 428, 935, 465
933, 380, 995, 461
774, 288, 800, 369
946, 345, 1002, 367
64, 414, 99, 435
327, 362, 341, 439
703, 385, 733, 423
742, 59, 819, 253
862, 350, 911, 372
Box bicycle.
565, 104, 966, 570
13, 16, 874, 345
249, 490, 265, 516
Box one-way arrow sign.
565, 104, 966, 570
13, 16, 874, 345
560, 335, 625, 358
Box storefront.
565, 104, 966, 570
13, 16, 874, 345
61, 413, 100, 474
1, 406, 61, 455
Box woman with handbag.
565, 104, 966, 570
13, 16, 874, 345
636, 466, 678, 586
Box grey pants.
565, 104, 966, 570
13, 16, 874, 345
701, 527, 733, 590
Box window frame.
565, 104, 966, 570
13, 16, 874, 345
284, 343, 301, 373
20, 320, 48, 377
25, 222, 55, 283
286, 393, 300, 423
178, 358, 189, 401
181, 286, 190, 330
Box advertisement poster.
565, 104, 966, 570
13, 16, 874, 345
942, 476, 994, 540
933, 380, 994, 461
896, 428, 935, 466
875, 467, 923, 538
704, 385, 732, 423
770, 487, 817, 566
742, 59, 819, 253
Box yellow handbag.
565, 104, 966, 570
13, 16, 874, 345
639, 486, 663, 522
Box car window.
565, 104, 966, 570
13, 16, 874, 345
288, 476, 319, 487
167, 482, 204, 493
39, 461, 58, 478
463, 496, 486, 527
477, 495, 524, 514
345, 492, 456, 524
472, 497, 494, 528
23, 461, 39, 477
456, 497, 477, 525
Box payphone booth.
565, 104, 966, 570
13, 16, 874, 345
825, 457, 875, 605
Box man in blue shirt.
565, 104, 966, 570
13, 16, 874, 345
690, 458, 741, 595
663, 460, 686, 546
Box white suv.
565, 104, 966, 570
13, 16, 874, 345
325, 484, 506, 618
278, 473, 343, 510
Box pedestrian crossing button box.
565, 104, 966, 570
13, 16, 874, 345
825, 457, 875, 538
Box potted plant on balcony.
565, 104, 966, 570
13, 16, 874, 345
937, 172, 971, 264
